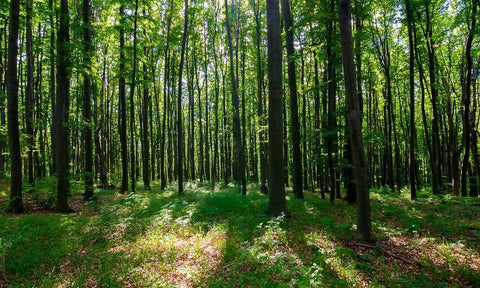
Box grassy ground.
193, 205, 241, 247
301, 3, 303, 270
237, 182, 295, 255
0, 179, 479, 287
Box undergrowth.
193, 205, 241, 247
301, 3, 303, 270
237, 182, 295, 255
0, 180, 479, 287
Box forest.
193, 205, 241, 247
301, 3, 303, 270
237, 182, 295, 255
0, 0, 479, 286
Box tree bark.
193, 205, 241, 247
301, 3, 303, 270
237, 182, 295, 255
82, 0, 94, 200
142, 52, 150, 190
55, 0, 72, 212
26, 0, 35, 186
7, 0, 24, 213
266, 0, 288, 216
177, 0, 189, 195
130, 0, 139, 193
339, 0, 371, 241
405, 0, 417, 199
225, 0, 247, 195
282, 0, 303, 199
119, 4, 128, 194
253, 0, 268, 194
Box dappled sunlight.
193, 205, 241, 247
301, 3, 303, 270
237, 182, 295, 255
1, 182, 479, 287
124, 224, 227, 287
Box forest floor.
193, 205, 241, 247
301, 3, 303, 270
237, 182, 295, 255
0, 179, 479, 287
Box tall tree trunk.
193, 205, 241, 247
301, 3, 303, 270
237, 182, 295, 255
98, 47, 108, 185
301, 51, 308, 190
160, 0, 174, 190
225, 0, 246, 195
119, 4, 128, 194
49, 0, 57, 175
55, 0, 72, 212
130, 0, 139, 193
464, 0, 478, 197
177, 0, 189, 195
203, 31, 210, 182
252, 0, 268, 194
421, 3, 442, 195
326, 0, 337, 202
211, 5, 220, 189
7, 0, 24, 213
339, 0, 370, 241
142, 52, 150, 190
282, 0, 303, 199
405, 0, 417, 199
26, 0, 35, 186
82, 0, 94, 200
266, 0, 288, 216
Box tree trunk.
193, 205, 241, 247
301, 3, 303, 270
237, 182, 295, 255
142, 52, 150, 190
55, 0, 72, 212
82, 0, 94, 200
405, 0, 417, 199
225, 0, 246, 195
282, 0, 303, 199
130, 0, 139, 193
26, 0, 35, 186
119, 4, 128, 194
326, 0, 337, 202
7, 0, 24, 213
252, 0, 268, 194
266, 0, 288, 216
49, 0, 57, 176
464, 0, 478, 197
339, 0, 371, 241
177, 0, 189, 195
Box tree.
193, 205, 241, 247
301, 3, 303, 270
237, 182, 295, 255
282, 0, 303, 199
130, 0, 139, 193
225, 0, 247, 195
405, 0, 417, 200
177, 0, 189, 195
82, 0, 94, 200
339, 0, 371, 241
252, 0, 269, 195
7, 0, 24, 214
55, 0, 72, 212
266, 0, 288, 216
26, 0, 35, 186
119, 3, 129, 194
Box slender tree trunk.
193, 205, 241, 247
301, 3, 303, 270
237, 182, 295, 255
26, 0, 35, 186
339, 0, 370, 241
55, 0, 72, 212
177, 0, 189, 195
464, 0, 478, 197
7, 0, 24, 213
252, 0, 268, 194
160, 0, 174, 190
98, 48, 108, 185
405, 0, 417, 199
326, 0, 337, 202
49, 0, 57, 175
119, 4, 128, 194
142, 51, 150, 190
282, 0, 303, 199
301, 51, 308, 190
211, 5, 220, 189
130, 0, 139, 193
421, 3, 442, 195
225, 0, 247, 195
266, 0, 288, 216
82, 0, 94, 200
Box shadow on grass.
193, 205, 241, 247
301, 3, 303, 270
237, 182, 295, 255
0, 179, 479, 287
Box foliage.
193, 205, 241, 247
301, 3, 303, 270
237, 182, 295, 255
0, 180, 478, 287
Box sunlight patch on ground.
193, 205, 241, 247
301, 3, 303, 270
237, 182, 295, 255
126, 223, 227, 287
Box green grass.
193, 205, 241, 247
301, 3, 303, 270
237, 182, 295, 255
0, 180, 479, 287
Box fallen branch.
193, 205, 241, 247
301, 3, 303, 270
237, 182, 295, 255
349, 242, 420, 266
